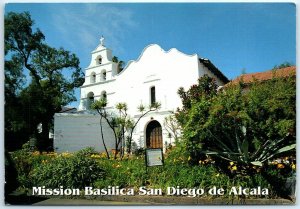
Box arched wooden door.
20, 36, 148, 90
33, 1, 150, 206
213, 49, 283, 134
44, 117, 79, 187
146, 120, 163, 148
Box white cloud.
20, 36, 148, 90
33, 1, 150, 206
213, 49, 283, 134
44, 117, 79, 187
51, 4, 137, 55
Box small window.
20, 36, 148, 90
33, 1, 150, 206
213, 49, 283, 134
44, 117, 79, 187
87, 92, 94, 109
98, 57, 102, 65
150, 86, 156, 105
96, 55, 102, 65
101, 70, 107, 81
101, 91, 107, 100
101, 91, 107, 107
90, 72, 96, 83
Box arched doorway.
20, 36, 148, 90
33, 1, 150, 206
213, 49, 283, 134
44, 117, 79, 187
146, 120, 163, 149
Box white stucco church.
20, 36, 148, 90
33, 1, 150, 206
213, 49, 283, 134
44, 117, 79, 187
53, 37, 228, 153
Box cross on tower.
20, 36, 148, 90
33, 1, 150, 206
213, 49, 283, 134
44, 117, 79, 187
100, 36, 105, 46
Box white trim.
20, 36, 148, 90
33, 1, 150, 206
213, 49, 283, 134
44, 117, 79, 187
85, 62, 113, 70
91, 46, 112, 54
143, 78, 161, 83
133, 110, 173, 118
116, 44, 197, 77
81, 79, 116, 88
86, 70, 112, 77
81, 91, 115, 99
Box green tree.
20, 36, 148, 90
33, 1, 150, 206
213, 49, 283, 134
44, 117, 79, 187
112, 56, 125, 74
177, 74, 296, 172
205, 78, 295, 172
176, 75, 218, 163
5, 55, 27, 149
5, 12, 84, 150
273, 62, 293, 69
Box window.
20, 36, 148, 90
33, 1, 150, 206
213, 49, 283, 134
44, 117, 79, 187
98, 57, 102, 65
103, 72, 106, 80
150, 86, 156, 105
87, 92, 94, 109
90, 72, 96, 83
101, 91, 107, 100
101, 91, 107, 107
101, 70, 107, 81
95, 55, 102, 65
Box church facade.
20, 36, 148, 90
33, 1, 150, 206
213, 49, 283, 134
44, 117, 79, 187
54, 38, 228, 153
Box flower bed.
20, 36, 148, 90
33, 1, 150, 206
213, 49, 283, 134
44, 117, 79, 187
7, 146, 296, 200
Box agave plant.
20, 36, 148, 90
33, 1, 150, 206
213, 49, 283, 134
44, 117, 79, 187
202, 126, 295, 167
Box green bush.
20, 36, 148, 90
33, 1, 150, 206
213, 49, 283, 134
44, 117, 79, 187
5, 151, 19, 195
31, 150, 105, 189
95, 157, 147, 189
164, 139, 189, 164
176, 74, 296, 172
10, 149, 50, 188
10, 149, 33, 188
76, 147, 98, 156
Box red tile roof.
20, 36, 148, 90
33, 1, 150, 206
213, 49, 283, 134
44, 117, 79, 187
229, 66, 296, 85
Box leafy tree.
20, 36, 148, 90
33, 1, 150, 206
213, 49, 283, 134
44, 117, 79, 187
204, 80, 295, 169
5, 12, 84, 150
5, 55, 27, 149
176, 75, 217, 125
177, 74, 296, 173
176, 75, 218, 162
273, 62, 293, 69
112, 56, 125, 73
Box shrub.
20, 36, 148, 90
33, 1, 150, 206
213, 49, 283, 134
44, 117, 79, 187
31, 150, 105, 189
5, 151, 19, 195
133, 147, 145, 156
164, 139, 189, 165
95, 157, 147, 189
76, 147, 98, 156
10, 148, 50, 188
176, 75, 296, 173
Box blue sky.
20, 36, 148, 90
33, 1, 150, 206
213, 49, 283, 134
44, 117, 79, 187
5, 3, 296, 107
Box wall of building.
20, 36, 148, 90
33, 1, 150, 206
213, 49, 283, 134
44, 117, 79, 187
54, 113, 115, 153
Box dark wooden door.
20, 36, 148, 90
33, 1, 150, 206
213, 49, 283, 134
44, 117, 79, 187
146, 120, 163, 148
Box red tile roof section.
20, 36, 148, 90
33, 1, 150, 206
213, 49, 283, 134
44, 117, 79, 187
229, 66, 296, 85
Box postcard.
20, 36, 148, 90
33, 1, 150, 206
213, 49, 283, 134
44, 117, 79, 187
4, 2, 296, 206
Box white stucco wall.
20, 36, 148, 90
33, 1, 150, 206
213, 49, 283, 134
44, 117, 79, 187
113, 45, 200, 114
54, 113, 115, 153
